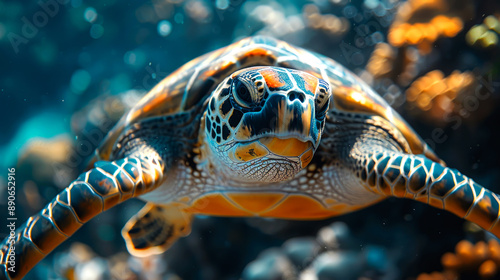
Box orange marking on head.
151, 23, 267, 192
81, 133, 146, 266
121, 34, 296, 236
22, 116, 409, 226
259, 137, 312, 157
260, 194, 336, 219
301, 73, 319, 95
231, 142, 269, 162
184, 193, 250, 216
260, 68, 286, 89
226, 193, 286, 213
301, 110, 312, 135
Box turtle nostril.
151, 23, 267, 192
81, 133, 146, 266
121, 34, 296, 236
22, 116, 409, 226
288, 91, 305, 103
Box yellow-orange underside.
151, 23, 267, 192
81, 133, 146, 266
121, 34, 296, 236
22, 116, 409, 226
176, 192, 365, 219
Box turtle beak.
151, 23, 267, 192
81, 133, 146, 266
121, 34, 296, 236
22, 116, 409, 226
235, 94, 319, 147
258, 137, 314, 168
227, 136, 314, 168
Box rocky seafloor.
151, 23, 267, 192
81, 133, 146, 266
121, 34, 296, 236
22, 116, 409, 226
1, 0, 500, 279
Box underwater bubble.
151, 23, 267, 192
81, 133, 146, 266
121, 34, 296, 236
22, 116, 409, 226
216, 0, 230, 10
90, 24, 104, 39
70, 69, 91, 94
124, 51, 137, 65
351, 52, 364, 65
157, 20, 172, 37
124, 50, 146, 67
355, 36, 366, 48
371, 31, 384, 44
343, 5, 357, 19
373, 4, 387, 17
84, 7, 98, 23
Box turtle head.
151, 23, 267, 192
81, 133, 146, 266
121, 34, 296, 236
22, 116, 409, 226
204, 66, 331, 183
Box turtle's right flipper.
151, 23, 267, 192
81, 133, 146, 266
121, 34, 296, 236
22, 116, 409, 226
122, 203, 193, 257
363, 152, 500, 238
0, 154, 164, 280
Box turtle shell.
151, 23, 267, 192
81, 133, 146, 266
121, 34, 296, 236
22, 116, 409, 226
94, 36, 441, 164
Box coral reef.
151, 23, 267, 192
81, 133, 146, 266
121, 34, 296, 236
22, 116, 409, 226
466, 15, 500, 48
389, 15, 463, 53
417, 238, 500, 280
387, 0, 473, 53
405, 70, 477, 125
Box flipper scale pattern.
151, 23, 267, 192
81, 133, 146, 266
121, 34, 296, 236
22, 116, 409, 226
0, 154, 164, 280
363, 152, 500, 238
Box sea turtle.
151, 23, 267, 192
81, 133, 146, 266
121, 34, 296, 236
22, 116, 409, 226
2, 36, 500, 279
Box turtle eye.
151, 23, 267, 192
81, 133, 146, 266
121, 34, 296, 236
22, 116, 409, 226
232, 78, 254, 108
315, 81, 330, 119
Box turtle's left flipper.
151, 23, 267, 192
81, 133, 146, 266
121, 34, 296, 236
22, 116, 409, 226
364, 152, 500, 238
0, 153, 164, 280
122, 203, 193, 257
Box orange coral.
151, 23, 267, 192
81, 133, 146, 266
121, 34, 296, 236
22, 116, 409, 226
366, 43, 396, 79
388, 15, 462, 53
466, 15, 500, 48
417, 239, 500, 280
366, 42, 421, 86
387, 0, 474, 54
405, 70, 478, 125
